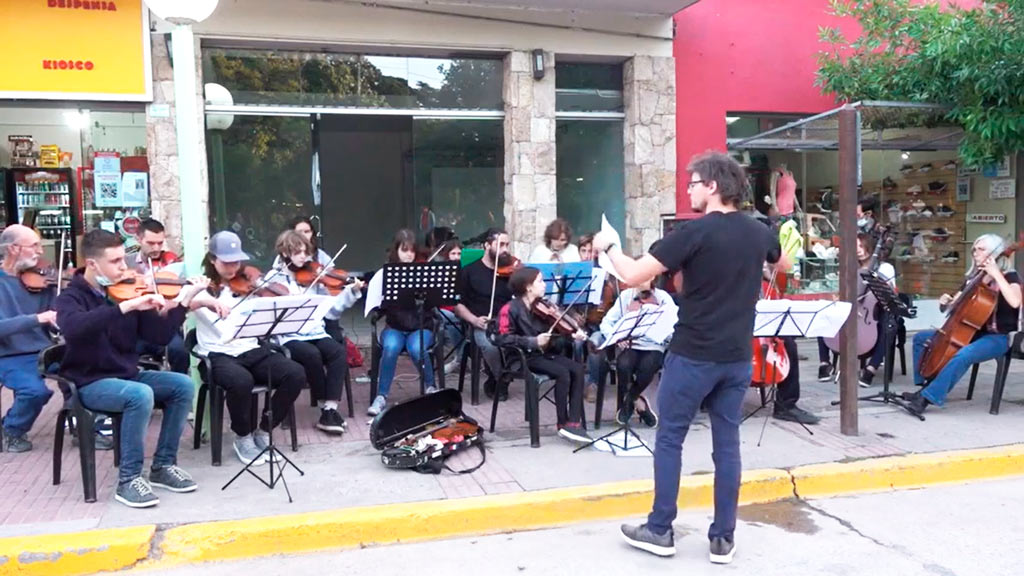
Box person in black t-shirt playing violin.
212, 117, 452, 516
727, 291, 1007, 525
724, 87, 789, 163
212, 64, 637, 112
454, 228, 514, 400
907, 233, 1021, 416
593, 152, 788, 566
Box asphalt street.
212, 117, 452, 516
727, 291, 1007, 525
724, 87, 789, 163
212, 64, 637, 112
144, 476, 1022, 576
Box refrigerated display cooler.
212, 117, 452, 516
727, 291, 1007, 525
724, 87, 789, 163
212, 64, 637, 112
2, 167, 79, 265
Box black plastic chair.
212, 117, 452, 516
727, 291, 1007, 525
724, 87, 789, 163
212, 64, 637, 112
367, 309, 446, 403
186, 330, 298, 466
966, 331, 1021, 415
44, 344, 167, 503
456, 327, 483, 405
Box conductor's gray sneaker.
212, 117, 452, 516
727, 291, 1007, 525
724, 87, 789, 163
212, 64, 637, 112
620, 523, 675, 557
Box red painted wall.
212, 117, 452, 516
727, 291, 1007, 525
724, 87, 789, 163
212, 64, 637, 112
672, 0, 981, 217
673, 0, 851, 217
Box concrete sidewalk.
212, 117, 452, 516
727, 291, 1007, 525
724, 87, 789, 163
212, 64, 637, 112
1, 338, 1023, 574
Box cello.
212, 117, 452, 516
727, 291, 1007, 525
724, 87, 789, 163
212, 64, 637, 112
824, 227, 889, 357
918, 236, 1024, 381
751, 268, 790, 386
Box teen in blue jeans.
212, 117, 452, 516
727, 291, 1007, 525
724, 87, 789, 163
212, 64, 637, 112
77, 371, 194, 485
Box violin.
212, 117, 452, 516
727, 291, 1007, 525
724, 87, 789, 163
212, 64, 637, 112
626, 288, 659, 312
150, 251, 181, 269
105, 270, 192, 303
226, 265, 290, 298
531, 298, 585, 337
587, 277, 628, 325
496, 253, 523, 277
293, 261, 350, 295
20, 259, 73, 293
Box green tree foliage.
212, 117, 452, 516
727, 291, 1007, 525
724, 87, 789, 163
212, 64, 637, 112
816, 0, 1024, 165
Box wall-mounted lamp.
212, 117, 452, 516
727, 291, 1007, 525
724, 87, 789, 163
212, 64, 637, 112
532, 49, 545, 81
901, 151, 910, 160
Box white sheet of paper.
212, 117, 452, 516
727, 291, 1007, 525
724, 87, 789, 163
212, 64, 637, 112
220, 294, 332, 343
364, 268, 384, 317
588, 268, 607, 306
598, 214, 625, 282
753, 299, 852, 338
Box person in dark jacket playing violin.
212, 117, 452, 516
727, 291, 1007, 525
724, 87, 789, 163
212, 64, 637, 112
907, 234, 1022, 416
497, 266, 606, 448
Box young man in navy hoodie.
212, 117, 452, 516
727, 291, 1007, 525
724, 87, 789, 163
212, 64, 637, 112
55, 230, 215, 508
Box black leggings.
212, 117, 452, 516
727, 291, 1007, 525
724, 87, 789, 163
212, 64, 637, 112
209, 346, 305, 436
527, 354, 585, 427
284, 337, 348, 404
616, 348, 664, 404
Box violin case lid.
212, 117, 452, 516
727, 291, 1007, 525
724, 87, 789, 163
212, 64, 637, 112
369, 388, 475, 451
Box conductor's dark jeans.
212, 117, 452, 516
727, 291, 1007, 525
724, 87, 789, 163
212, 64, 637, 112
647, 352, 750, 541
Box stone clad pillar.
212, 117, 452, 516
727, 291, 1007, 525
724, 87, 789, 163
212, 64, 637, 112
146, 32, 210, 256
624, 56, 677, 254
503, 50, 557, 259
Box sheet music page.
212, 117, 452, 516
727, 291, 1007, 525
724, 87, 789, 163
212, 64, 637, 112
229, 295, 333, 340
598, 214, 625, 281
599, 305, 671, 349
589, 267, 607, 305
364, 268, 384, 317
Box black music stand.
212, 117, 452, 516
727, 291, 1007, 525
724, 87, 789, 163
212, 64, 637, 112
221, 295, 330, 501
574, 305, 669, 456
383, 262, 460, 394
850, 270, 921, 420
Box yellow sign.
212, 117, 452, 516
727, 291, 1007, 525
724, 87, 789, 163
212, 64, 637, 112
0, 0, 152, 101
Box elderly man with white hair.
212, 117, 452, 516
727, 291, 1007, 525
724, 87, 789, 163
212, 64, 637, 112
0, 225, 62, 452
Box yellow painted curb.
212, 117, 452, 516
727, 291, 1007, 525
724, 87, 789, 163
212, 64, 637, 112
153, 468, 793, 568
0, 525, 154, 576
792, 444, 1024, 499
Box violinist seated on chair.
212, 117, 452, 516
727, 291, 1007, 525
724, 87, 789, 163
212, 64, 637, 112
265, 230, 363, 434
453, 228, 514, 401
596, 277, 677, 428
496, 266, 602, 448
0, 224, 85, 453
129, 218, 190, 375
906, 234, 1022, 416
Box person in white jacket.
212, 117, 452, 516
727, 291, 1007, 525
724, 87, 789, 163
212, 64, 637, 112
265, 230, 364, 435
598, 278, 678, 427
528, 218, 581, 264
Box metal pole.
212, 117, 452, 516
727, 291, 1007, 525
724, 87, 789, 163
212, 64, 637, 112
838, 105, 860, 436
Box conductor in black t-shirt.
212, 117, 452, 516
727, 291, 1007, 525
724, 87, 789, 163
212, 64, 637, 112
593, 152, 786, 565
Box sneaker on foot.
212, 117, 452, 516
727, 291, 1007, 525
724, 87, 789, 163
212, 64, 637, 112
443, 359, 460, 375
367, 395, 387, 416
95, 432, 114, 451
234, 435, 267, 466
149, 465, 197, 493
773, 406, 821, 425
636, 395, 658, 428
584, 383, 598, 403
557, 423, 593, 444
858, 368, 876, 388
620, 523, 675, 557
253, 429, 270, 450
906, 392, 930, 416
817, 363, 833, 382
316, 408, 346, 435
709, 536, 736, 564
424, 386, 438, 395
615, 404, 633, 426
115, 476, 159, 509
3, 434, 31, 453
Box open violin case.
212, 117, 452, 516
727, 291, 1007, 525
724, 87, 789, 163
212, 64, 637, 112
369, 388, 485, 475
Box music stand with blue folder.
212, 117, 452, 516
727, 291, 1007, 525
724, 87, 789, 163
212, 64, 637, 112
529, 262, 596, 308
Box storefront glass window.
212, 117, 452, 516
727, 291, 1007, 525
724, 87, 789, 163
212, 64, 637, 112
206, 114, 313, 268
202, 49, 503, 111
555, 63, 623, 113
556, 119, 625, 238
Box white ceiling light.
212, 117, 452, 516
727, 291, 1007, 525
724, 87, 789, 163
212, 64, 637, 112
144, 0, 219, 24
726, 116, 741, 125
205, 83, 234, 131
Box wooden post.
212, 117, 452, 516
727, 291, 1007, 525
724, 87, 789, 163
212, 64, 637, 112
838, 105, 860, 436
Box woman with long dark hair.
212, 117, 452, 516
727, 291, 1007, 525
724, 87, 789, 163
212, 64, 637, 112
367, 229, 438, 416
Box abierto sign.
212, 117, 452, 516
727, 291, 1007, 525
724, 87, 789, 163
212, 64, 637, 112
0, 0, 152, 101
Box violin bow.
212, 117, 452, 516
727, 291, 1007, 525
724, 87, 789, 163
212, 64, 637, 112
213, 262, 287, 325
56, 231, 66, 297
427, 244, 446, 262
486, 249, 500, 321
301, 244, 348, 295
543, 275, 597, 336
